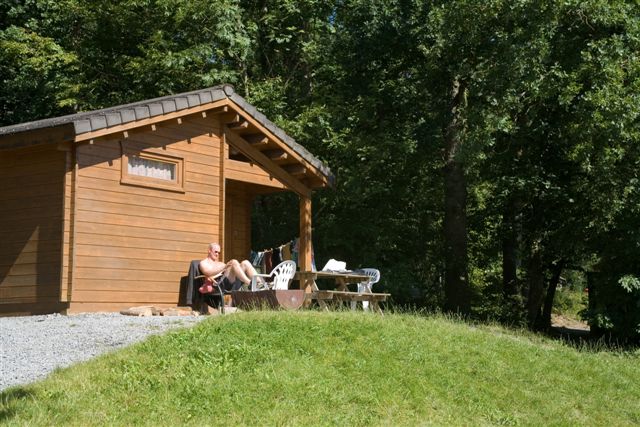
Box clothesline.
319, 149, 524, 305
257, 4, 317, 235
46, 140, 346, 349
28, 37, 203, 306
249, 238, 316, 274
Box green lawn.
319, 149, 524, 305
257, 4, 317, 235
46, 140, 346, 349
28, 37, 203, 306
1, 311, 639, 426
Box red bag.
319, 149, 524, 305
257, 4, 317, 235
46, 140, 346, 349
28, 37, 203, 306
198, 277, 215, 294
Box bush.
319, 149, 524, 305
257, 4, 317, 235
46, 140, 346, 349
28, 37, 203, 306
585, 272, 640, 345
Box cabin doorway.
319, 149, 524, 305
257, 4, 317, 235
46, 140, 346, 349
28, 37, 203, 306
223, 179, 296, 264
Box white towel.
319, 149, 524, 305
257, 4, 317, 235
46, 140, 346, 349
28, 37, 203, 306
322, 259, 347, 272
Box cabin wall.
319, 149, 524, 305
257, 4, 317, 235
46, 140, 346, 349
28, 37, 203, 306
67, 115, 223, 312
224, 180, 253, 263
0, 144, 67, 315
0, 112, 297, 315
225, 158, 287, 189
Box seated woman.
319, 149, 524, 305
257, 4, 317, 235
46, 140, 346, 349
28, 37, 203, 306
199, 242, 259, 291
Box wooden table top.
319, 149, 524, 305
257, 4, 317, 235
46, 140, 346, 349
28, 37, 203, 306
294, 270, 369, 281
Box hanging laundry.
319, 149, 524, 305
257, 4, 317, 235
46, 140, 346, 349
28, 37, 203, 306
249, 250, 260, 265
291, 238, 298, 266
263, 250, 273, 274
272, 246, 282, 266
281, 242, 292, 261
289, 238, 316, 271
249, 238, 314, 273
250, 250, 265, 273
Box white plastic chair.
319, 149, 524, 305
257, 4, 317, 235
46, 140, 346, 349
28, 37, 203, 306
351, 268, 381, 311
250, 260, 297, 291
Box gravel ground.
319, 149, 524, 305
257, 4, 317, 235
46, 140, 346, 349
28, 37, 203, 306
0, 312, 207, 392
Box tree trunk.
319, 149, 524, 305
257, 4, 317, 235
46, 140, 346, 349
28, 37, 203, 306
526, 239, 545, 328
502, 196, 519, 297
540, 259, 565, 330
443, 78, 470, 314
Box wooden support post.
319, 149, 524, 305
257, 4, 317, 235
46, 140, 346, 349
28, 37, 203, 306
299, 196, 313, 294
220, 131, 227, 258
60, 146, 78, 307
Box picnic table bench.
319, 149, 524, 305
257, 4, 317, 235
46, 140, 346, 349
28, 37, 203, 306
312, 289, 391, 314
294, 271, 390, 314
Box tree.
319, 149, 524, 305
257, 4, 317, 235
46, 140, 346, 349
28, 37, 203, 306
0, 25, 78, 125
2, 0, 638, 334
472, 0, 640, 330
1, 0, 252, 116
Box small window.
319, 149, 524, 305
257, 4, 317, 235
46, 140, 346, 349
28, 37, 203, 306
121, 149, 184, 192
128, 156, 176, 181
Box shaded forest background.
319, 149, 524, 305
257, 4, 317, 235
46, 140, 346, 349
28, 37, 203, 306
1, 0, 639, 342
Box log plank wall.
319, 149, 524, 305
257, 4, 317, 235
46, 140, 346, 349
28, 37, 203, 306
66, 115, 223, 312
224, 180, 253, 264
0, 144, 67, 315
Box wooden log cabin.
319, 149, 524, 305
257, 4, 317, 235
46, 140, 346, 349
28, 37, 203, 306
0, 85, 334, 315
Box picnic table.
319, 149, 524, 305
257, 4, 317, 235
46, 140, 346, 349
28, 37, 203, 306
294, 271, 391, 314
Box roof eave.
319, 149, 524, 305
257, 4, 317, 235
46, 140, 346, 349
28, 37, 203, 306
0, 84, 335, 187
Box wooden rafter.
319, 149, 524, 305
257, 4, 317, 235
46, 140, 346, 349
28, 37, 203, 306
225, 129, 311, 197
244, 133, 270, 147
228, 120, 249, 131
263, 149, 288, 161
283, 164, 307, 176
225, 101, 331, 188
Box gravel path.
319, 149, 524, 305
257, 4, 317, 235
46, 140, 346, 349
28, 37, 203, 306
0, 312, 207, 392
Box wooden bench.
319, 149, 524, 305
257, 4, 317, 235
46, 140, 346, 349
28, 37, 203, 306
311, 290, 391, 314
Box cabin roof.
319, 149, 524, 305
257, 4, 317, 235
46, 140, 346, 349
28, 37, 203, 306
0, 84, 334, 189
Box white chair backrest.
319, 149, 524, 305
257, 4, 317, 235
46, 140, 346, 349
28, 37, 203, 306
357, 268, 380, 294
360, 268, 380, 285
270, 260, 297, 290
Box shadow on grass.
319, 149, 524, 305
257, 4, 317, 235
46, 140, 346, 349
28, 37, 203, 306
387, 305, 640, 353
0, 387, 34, 422
545, 325, 640, 353
548, 325, 591, 346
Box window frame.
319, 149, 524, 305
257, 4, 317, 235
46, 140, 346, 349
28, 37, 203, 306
121, 148, 185, 193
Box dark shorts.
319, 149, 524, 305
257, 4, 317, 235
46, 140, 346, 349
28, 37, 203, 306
218, 276, 243, 292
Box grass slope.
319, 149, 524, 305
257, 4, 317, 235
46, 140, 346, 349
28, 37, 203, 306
1, 311, 639, 426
